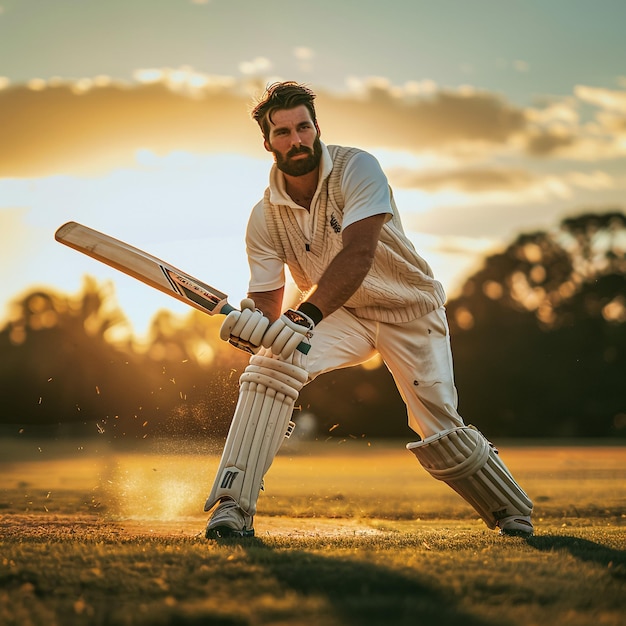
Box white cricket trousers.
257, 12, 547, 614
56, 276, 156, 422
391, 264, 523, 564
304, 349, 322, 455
304, 306, 465, 439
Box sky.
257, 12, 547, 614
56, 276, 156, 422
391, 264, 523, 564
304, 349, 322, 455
1, 0, 626, 337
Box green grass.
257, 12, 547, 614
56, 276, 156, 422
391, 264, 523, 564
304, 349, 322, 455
0, 437, 625, 626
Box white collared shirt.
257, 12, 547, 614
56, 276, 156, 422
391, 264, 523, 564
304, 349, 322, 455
246, 141, 394, 293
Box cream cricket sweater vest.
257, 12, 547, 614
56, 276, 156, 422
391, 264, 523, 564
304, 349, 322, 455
262, 145, 447, 323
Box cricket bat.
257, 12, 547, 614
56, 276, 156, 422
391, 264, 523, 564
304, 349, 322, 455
54, 221, 310, 354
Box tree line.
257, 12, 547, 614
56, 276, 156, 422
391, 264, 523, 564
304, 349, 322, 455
1, 211, 624, 440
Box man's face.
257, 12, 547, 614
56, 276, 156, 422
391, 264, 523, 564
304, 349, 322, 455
265, 105, 322, 177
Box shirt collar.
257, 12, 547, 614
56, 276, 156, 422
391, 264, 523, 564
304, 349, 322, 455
268, 141, 333, 209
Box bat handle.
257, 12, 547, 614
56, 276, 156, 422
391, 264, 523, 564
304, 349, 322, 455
220, 302, 311, 355
220, 303, 237, 315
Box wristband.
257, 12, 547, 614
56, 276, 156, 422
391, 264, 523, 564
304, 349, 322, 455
297, 301, 324, 326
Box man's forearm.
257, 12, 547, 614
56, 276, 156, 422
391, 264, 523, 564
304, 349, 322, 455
304, 247, 374, 319
303, 213, 385, 319
249, 254, 369, 325
249, 215, 385, 324
247, 287, 284, 323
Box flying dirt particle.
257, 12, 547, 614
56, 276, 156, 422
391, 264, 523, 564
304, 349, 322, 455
73, 598, 88, 615
329, 424, 339, 432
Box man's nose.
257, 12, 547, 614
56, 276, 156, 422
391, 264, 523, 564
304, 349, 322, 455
290, 130, 302, 146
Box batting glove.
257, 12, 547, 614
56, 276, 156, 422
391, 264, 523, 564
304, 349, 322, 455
220, 298, 270, 354
262, 308, 315, 359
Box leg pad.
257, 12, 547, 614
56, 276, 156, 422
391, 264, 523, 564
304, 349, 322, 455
407, 426, 533, 529
204, 354, 307, 515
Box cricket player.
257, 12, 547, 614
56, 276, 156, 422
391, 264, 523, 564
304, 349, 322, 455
203, 81, 533, 538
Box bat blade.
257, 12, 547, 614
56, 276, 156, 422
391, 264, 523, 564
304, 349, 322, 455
54, 221, 310, 354
54, 221, 234, 316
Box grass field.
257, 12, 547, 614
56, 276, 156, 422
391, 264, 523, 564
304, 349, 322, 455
1, 436, 625, 626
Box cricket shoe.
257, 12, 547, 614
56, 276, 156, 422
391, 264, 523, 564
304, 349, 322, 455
205, 499, 254, 539
497, 515, 534, 537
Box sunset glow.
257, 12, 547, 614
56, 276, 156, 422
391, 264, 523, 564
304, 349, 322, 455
1, 1, 625, 334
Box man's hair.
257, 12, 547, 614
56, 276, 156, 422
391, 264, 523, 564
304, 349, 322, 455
251, 81, 317, 140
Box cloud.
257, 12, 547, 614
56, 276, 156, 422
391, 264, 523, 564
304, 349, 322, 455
0, 77, 263, 177
0, 76, 529, 177
513, 60, 530, 73
525, 98, 579, 126
572, 84, 626, 154
403, 200, 558, 240
294, 47, 314, 61
238, 57, 273, 76
387, 160, 616, 215
293, 47, 315, 73
575, 84, 626, 112
520, 84, 626, 159
319, 82, 527, 151
524, 128, 577, 155
133, 67, 235, 96
388, 166, 535, 193
2, 73, 626, 178
564, 170, 614, 190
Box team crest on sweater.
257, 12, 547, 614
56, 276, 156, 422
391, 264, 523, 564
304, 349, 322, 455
329, 212, 341, 233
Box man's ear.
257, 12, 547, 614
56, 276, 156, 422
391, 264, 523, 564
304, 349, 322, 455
264, 138, 272, 152
315, 122, 321, 137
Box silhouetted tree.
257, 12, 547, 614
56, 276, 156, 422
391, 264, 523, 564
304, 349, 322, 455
1, 279, 148, 429
2, 210, 624, 441
446, 211, 626, 438
0, 278, 250, 440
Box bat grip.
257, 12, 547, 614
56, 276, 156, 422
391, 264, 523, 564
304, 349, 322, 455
221, 303, 311, 355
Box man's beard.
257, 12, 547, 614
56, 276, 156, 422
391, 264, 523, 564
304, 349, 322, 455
273, 136, 322, 176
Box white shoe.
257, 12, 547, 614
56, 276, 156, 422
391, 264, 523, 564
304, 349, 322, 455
205, 499, 254, 539
498, 515, 534, 537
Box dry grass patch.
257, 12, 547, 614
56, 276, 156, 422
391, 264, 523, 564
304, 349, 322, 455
1, 438, 624, 626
